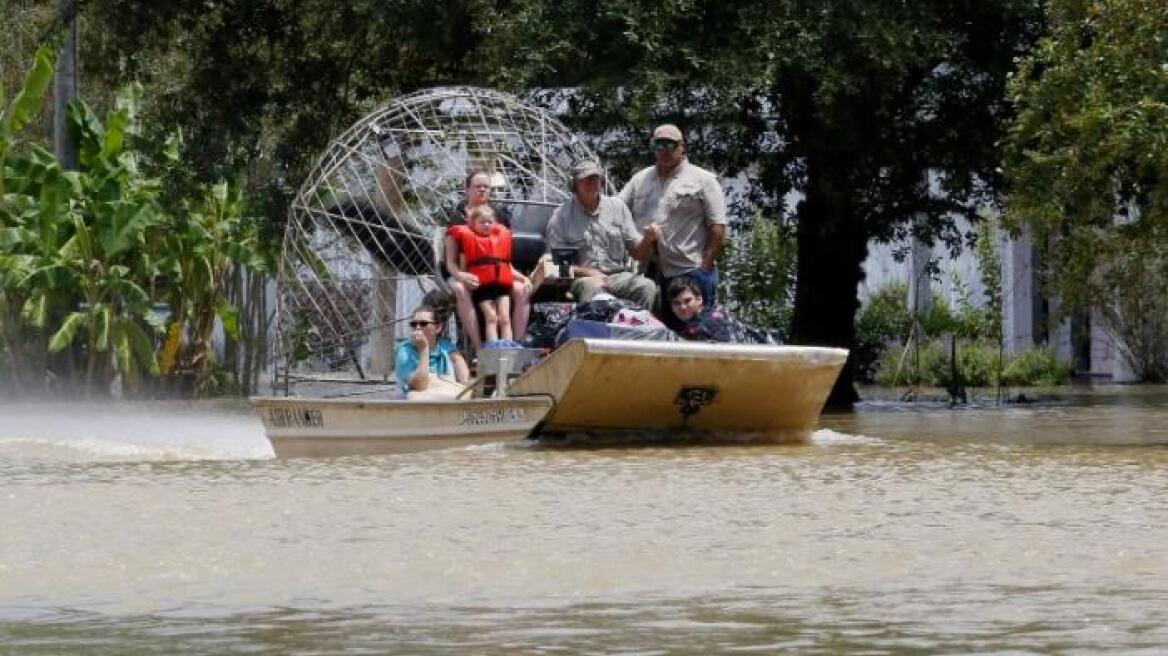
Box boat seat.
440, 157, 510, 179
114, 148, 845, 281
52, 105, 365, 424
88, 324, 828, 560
463, 346, 543, 398
511, 230, 545, 273
434, 222, 557, 344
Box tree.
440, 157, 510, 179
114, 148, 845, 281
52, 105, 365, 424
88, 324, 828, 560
4, 78, 165, 394
83, 0, 500, 229
485, 0, 1044, 406
2, 41, 272, 396
1004, 0, 1168, 380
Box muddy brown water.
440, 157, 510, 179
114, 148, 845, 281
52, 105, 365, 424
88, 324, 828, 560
1, 387, 1166, 654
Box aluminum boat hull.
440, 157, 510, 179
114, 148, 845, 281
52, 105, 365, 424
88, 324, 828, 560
251, 395, 554, 458
507, 339, 848, 444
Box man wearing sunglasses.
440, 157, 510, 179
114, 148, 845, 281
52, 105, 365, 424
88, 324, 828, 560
393, 305, 470, 399
617, 124, 728, 327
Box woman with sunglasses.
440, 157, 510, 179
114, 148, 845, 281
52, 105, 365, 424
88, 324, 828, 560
393, 305, 470, 399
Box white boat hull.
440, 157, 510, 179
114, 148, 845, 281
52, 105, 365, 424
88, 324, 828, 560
251, 396, 554, 458
507, 339, 848, 444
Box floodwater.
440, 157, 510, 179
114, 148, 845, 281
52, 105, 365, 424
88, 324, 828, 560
2, 387, 1166, 654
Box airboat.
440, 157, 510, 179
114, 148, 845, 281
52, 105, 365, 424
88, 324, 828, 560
252, 87, 846, 457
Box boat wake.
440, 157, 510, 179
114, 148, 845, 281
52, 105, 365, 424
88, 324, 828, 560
0, 401, 274, 462
810, 428, 883, 445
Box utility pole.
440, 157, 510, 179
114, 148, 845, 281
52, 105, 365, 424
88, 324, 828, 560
53, 0, 79, 170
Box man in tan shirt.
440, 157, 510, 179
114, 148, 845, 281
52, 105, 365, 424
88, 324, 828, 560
546, 160, 658, 310
617, 124, 728, 324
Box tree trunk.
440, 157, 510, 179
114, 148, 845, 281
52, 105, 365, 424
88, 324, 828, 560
225, 264, 242, 392
789, 153, 868, 410
0, 303, 26, 398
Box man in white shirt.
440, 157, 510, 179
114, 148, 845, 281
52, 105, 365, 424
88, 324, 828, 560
618, 124, 728, 325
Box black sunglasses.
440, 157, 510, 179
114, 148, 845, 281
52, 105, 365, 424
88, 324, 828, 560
409, 320, 435, 328
651, 139, 680, 152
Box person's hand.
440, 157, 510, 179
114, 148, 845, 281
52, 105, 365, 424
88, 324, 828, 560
411, 328, 428, 350
700, 260, 715, 272
457, 271, 480, 289
643, 223, 662, 243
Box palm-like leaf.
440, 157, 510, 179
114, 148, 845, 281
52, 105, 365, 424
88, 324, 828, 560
48, 311, 87, 352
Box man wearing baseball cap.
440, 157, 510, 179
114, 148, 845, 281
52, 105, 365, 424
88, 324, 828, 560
545, 160, 658, 310
617, 123, 728, 326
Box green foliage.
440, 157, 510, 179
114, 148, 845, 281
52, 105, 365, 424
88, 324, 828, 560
718, 213, 795, 337
855, 279, 1000, 383
84, 0, 501, 233
1005, 0, 1168, 337
1, 45, 269, 396
1001, 347, 1073, 387
957, 343, 1006, 388
485, 0, 1044, 406
874, 341, 1068, 388
0, 42, 57, 198
1094, 238, 1168, 381
975, 215, 1004, 346
854, 281, 912, 382
1, 38, 60, 392
874, 340, 946, 387
158, 175, 268, 390
0, 4, 57, 145
4, 86, 168, 391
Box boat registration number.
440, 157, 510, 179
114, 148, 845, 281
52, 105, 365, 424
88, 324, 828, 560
460, 406, 527, 426
266, 407, 324, 428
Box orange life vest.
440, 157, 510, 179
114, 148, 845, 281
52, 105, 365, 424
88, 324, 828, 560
448, 223, 513, 287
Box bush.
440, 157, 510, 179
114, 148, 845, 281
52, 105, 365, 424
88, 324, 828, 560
957, 342, 1005, 387
874, 340, 945, 386
1001, 346, 1072, 386
855, 281, 913, 382
874, 340, 1069, 388
718, 213, 795, 338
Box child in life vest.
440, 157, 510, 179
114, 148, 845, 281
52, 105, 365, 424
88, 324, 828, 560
446, 205, 529, 343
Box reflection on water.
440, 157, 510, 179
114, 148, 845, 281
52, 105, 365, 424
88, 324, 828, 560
834, 384, 1168, 446
1, 388, 1167, 653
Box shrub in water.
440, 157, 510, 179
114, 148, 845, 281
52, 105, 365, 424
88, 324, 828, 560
855, 281, 912, 382
875, 340, 1011, 388
958, 342, 1005, 387
874, 340, 949, 386
1002, 347, 1072, 386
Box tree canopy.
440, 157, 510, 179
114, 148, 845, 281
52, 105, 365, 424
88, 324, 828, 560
1005, 0, 1168, 303
15, 0, 1054, 402
1004, 0, 1168, 379
83, 0, 498, 220
485, 0, 1044, 404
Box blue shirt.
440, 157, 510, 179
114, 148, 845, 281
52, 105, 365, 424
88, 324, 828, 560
394, 338, 461, 391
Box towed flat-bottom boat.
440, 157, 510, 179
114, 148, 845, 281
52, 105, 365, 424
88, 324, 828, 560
252, 339, 847, 457
510, 339, 848, 445
251, 395, 554, 458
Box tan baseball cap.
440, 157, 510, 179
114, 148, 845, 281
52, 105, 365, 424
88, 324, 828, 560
571, 160, 604, 180
651, 124, 684, 142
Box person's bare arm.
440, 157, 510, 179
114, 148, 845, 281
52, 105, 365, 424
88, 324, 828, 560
571, 265, 605, 278
511, 265, 532, 287
702, 223, 727, 271
445, 235, 478, 288
407, 334, 432, 391
632, 222, 661, 262
451, 352, 470, 383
